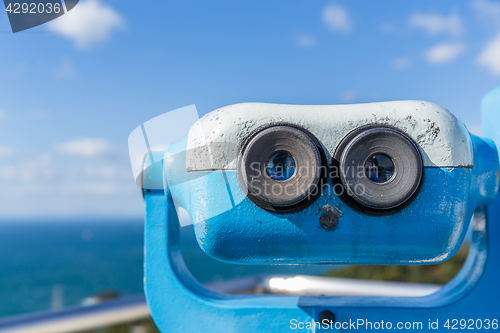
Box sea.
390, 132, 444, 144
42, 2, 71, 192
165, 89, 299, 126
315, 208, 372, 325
0, 220, 337, 318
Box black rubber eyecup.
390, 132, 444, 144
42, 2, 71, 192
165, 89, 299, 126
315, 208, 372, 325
239, 125, 326, 213
333, 126, 423, 213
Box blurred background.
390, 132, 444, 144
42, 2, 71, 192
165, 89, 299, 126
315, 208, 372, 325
0, 0, 499, 331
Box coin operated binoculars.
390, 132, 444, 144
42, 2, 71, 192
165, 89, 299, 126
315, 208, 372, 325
133, 87, 500, 332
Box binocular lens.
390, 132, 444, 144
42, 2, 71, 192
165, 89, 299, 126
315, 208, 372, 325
239, 125, 324, 212
364, 154, 396, 184
266, 152, 296, 182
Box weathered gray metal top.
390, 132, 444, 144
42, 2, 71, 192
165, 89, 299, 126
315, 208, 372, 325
186, 101, 473, 170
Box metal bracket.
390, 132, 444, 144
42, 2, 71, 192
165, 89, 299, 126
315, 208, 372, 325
144, 88, 500, 332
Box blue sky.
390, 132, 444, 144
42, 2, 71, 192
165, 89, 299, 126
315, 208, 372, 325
0, 0, 499, 219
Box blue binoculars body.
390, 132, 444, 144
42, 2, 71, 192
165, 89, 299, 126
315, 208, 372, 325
141, 93, 500, 333
158, 101, 499, 265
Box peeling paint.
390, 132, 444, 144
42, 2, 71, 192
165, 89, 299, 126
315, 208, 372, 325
430, 122, 441, 138
186, 101, 474, 170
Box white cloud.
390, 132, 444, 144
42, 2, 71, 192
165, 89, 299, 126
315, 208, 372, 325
84, 182, 117, 194
393, 57, 412, 70
53, 58, 78, 80
477, 32, 500, 75
409, 11, 463, 38
48, 0, 125, 49
83, 166, 118, 179
472, 0, 500, 30
60, 181, 134, 195
0, 146, 14, 158
71, 165, 128, 180
56, 138, 117, 158
296, 34, 316, 48
0, 154, 54, 182
323, 4, 351, 33
425, 42, 465, 64
339, 91, 356, 102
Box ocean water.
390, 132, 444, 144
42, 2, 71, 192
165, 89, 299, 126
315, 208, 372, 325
0, 220, 337, 318
0, 221, 144, 317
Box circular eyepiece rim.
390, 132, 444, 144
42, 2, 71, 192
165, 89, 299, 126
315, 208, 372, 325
333, 125, 423, 214
238, 123, 327, 213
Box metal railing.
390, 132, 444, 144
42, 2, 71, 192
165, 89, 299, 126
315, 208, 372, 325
0, 275, 441, 333
0, 295, 150, 333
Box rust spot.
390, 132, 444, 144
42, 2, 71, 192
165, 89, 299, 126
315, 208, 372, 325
430, 122, 440, 138
404, 115, 417, 128
319, 204, 342, 230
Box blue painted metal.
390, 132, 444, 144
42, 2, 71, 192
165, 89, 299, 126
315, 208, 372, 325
164, 137, 498, 265
144, 92, 500, 332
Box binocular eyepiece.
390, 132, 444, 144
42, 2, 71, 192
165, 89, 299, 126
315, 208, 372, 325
240, 124, 423, 215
